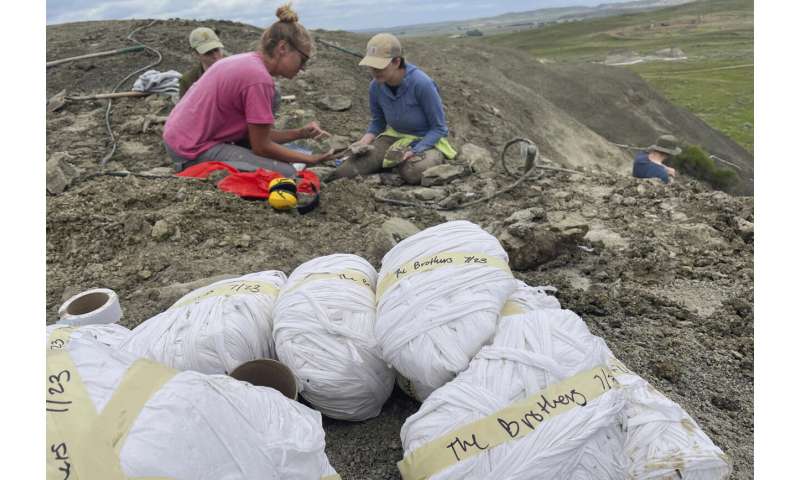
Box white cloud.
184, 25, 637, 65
47, 0, 630, 30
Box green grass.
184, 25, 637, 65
630, 60, 753, 152
484, 0, 754, 153
672, 144, 740, 191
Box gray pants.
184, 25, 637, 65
330, 136, 444, 185
165, 142, 297, 178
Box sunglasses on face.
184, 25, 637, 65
287, 40, 310, 67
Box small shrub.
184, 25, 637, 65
465, 29, 484, 37
670, 144, 739, 191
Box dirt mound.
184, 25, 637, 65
46, 19, 753, 479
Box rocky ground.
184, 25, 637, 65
46, 19, 754, 479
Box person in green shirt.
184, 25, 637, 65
178, 26, 283, 112
179, 27, 225, 98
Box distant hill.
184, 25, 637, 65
480, 0, 754, 156
484, 0, 753, 61
355, 0, 693, 37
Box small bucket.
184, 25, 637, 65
230, 359, 298, 400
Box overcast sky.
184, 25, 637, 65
46, 0, 632, 31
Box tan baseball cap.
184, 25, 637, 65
359, 33, 402, 69
189, 27, 224, 54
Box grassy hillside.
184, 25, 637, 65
484, 0, 753, 153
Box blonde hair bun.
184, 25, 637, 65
276, 3, 299, 23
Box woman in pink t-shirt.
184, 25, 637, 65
163, 5, 333, 177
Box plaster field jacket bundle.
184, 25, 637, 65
456, 294, 731, 480
273, 254, 395, 421
609, 360, 732, 479
375, 220, 517, 401
46, 329, 339, 480
398, 308, 628, 480
120, 271, 286, 374
492, 294, 731, 479
502, 280, 562, 313
501, 285, 732, 478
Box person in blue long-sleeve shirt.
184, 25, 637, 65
330, 33, 457, 184
633, 134, 682, 184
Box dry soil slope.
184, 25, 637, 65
492, 58, 755, 194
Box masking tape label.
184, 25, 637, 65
607, 356, 634, 377
171, 280, 279, 310
47, 349, 127, 480
500, 301, 526, 317
377, 252, 511, 300
47, 347, 178, 480
396, 364, 618, 480
48, 327, 76, 351
95, 359, 177, 457
284, 270, 375, 295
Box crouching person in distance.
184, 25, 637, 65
330, 33, 457, 184
163, 4, 333, 177
179, 27, 225, 98
633, 134, 681, 184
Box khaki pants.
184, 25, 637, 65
330, 136, 445, 185
398, 149, 445, 185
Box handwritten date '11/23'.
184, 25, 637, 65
47, 366, 74, 478
445, 369, 617, 462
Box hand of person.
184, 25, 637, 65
301, 121, 331, 140
355, 133, 376, 146
666, 166, 676, 177
402, 150, 418, 162
309, 149, 335, 164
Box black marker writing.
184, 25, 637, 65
519, 410, 545, 430
48, 370, 71, 396
536, 388, 588, 415
445, 434, 488, 461
463, 255, 488, 264
594, 368, 616, 391
497, 417, 520, 438
413, 255, 454, 271
393, 267, 407, 280
50, 443, 71, 479
338, 273, 371, 287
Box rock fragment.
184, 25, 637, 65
420, 164, 465, 186
459, 143, 495, 174
46, 153, 80, 195
369, 218, 420, 260
316, 95, 352, 111
151, 219, 173, 241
